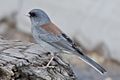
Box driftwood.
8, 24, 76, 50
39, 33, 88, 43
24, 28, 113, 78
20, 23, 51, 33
0, 36, 76, 80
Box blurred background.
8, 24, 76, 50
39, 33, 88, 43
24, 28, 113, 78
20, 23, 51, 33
0, 0, 120, 80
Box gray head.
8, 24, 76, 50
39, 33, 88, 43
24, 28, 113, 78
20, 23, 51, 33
28, 9, 51, 26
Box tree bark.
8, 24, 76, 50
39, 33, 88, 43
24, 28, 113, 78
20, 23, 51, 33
0, 36, 76, 80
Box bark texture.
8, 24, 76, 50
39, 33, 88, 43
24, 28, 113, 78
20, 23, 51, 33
0, 36, 76, 80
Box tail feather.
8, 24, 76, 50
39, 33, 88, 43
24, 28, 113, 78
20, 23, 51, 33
79, 53, 107, 75
72, 46, 106, 75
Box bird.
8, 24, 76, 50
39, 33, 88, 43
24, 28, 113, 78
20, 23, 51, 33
28, 9, 106, 75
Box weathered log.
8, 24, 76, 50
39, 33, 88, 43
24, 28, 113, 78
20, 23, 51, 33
0, 36, 76, 80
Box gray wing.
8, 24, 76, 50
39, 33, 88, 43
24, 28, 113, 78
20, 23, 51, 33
38, 32, 107, 74
39, 33, 75, 51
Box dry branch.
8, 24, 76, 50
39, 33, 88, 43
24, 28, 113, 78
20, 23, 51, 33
0, 36, 76, 80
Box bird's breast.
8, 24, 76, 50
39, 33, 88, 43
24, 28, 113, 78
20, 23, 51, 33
31, 26, 59, 53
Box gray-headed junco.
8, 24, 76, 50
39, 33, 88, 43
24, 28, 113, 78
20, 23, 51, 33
28, 9, 106, 75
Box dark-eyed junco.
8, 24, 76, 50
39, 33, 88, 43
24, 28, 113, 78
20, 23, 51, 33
28, 9, 106, 75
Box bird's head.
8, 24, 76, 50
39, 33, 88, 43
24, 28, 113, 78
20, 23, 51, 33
28, 9, 51, 26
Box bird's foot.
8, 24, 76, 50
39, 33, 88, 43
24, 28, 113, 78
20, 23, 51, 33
40, 56, 55, 69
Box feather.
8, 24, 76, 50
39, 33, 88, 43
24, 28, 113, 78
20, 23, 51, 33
41, 22, 62, 35
39, 23, 106, 74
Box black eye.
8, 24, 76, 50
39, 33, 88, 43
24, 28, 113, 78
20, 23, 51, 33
29, 12, 36, 17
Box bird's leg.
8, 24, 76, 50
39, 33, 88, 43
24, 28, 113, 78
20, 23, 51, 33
41, 52, 55, 68
45, 56, 54, 68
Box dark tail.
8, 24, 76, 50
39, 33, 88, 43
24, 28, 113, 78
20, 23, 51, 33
72, 46, 107, 75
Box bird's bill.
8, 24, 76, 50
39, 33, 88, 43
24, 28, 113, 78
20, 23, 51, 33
25, 14, 30, 17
